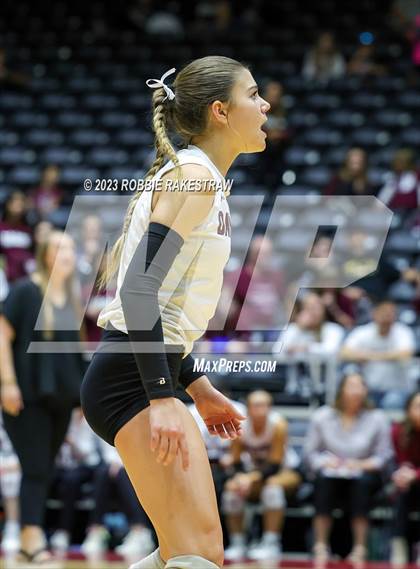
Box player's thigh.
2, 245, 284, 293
114, 399, 222, 556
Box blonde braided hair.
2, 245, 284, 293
97, 86, 181, 291
98, 55, 247, 291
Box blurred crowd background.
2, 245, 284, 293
0, 0, 419, 564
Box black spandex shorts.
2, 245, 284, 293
80, 324, 185, 446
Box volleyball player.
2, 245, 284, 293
81, 55, 270, 569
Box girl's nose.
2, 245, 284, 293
262, 98, 271, 113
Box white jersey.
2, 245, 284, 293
97, 144, 232, 357
240, 413, 278, 472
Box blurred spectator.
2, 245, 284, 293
127, 0, 154, 30
191, 1, 232, 37
341, 229, 407, 306
391, 0, 420, 30
76, 215, 112, 343
20, 220, 54, 278
28, 165, 64, 222
377, 148, 419, 210
82, 252, 117, 344
0, 265, 9, 302
0, 191, 34, 284
272, 292, 345, 357
341, 301, 416, 409
0, 230, 85, 563
302, 32, 346, 83
210, 235, 285, 344
49, 408, 102, 552
51, 409, 153, 559
0, 414, 21, 554
317, 289, 356, 329
391, 2, 420, 64
144, 2, 184, 39
286, 236, 356, 328
263, 81, 287, 122
80, 430, 154, 559
324, 148, 378, 196
257, 81, 292, 188
188, 388, 247, 532
222, 390, 301, 562
303, 372, 393, 564
347, 44, 387, 77
390, 390, 420, 565
408, 14, 420, 67
33, 220, 53, 250
0, 48, 29, 89
76, 215, 104, 286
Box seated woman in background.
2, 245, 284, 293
303, 370, 393, 564
222, 390, 301, 563
390, 390, 420, 566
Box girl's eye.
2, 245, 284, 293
252, 91, 259, 99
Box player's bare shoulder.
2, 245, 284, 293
162, 163, 218, 195
150, 163, 219, 240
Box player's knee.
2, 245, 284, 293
221, 488, 245, 515
261, 482, 286, 511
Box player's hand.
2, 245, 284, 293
191, 381, 246, 440
149, 398, 189, 471
1, 383, 24, 416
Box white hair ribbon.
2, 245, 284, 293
145, 67, 176, 101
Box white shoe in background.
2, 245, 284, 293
50, 530, 70, 552
224, 534, 247, 562
80, 526, 110, 556
313, 542, 330, 564
115, 527, 154, 558
390, 537, 409, 566
1, 521, 20, 554
247, 540, 282, 561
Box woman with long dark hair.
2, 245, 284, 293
0, 230, 85, 563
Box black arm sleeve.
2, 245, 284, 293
120, 221, 184, 400
178, 353, 206, 390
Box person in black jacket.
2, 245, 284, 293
0, 229, 85, 563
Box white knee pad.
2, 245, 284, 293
261, 484, 286, 511
165, 555, 220, 569
129, 548, 165, 569
221, 489, 245, 515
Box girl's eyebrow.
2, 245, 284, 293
247, 84, 258, 92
